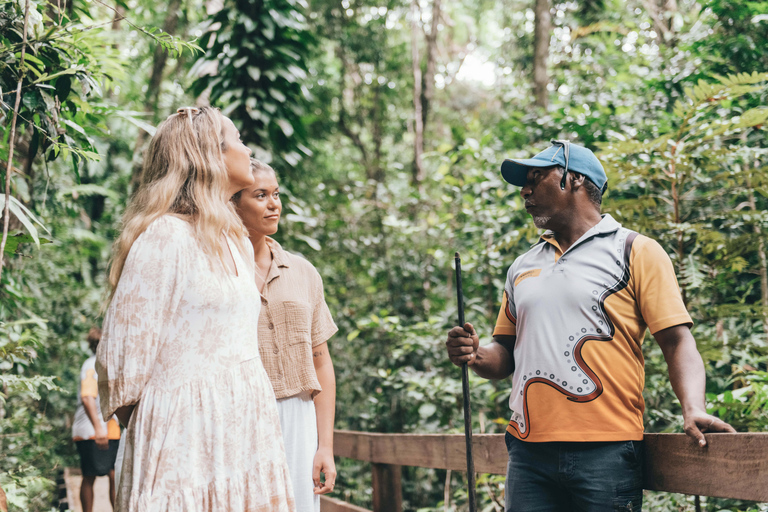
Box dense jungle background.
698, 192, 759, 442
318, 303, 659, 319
2, 0, 768, 509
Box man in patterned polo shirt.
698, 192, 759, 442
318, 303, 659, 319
445, 141, 735, 511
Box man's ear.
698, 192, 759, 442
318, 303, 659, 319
570, 172, 587, 189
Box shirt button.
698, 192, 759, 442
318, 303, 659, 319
268, 323, 274, 330
277, 373, 283, 379
273, 347, 279, 354
261, 298, 267, 305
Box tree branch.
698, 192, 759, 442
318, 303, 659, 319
1, 0, 31, 279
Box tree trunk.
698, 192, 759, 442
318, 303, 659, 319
533, 0, 550, 108
421, 0, 440, 130
146, 0, 183, 121
111, 3, 125, 30
410, 0, 424, 184
752, 211, 768, 334
663, 0, 678, 34
641, 0, 677, 46
372, 80, 384, 184
129, 0, 184, 189
672, 177, 687, 306
746, 172, 768, 333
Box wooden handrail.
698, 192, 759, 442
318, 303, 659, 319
326, 430, 768, 511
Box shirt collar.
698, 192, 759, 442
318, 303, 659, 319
541, 214, 620, 240
262, 237, 290, 288
540, 214, 621, 253
590, 213, 621, 235
265, 237, 290, 269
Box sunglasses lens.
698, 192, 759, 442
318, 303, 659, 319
177, 107, 200, 116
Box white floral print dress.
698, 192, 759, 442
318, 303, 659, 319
97, 216, 295, 511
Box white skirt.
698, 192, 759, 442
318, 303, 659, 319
276, 391, 319, 512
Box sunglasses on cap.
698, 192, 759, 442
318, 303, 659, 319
551, 139, 607, 194
549, 139, 571, 191
177, 106, 200, 117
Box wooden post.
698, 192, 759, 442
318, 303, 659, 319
371, 463, 402, 512
320, 495, 373, 512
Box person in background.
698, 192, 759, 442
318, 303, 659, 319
96, 107, 294, 511
72, 326, 120, 512
234, 159, 338, 511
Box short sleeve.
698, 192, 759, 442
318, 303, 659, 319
80, 358, 98, 398
493, 291, 517, 337
631, 236, 692, 334
310, 270, 338, 347
96, 217, 191, 421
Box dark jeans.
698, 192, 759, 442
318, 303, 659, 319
504, 432, 644, 512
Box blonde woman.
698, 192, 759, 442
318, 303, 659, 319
234, 160, 338, 511
96, 107, 295, 511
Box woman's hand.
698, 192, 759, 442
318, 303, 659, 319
312, 446, 337, 494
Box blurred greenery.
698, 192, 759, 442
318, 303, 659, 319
2, 0, 768, 510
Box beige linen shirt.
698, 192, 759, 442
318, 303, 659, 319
258, 238, 338, 399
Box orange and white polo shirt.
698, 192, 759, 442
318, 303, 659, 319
493, 214, 691, 443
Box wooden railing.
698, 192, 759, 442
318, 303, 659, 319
320, 430, 768, 512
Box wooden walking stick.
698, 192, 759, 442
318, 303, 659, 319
455, 252, 477, 511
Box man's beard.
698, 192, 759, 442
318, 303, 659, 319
532, 216, 551, 228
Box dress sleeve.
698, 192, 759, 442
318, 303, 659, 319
96, 217, 191, 421
310, 270, 338, 347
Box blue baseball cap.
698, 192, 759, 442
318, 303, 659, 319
500, 141, 607, 192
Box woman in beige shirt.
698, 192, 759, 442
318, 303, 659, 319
234, 159, 338, 511
97, 108, 294, 511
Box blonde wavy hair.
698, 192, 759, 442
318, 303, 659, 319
108, 107, 248, 295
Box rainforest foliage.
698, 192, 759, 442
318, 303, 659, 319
1, 0, 768, 509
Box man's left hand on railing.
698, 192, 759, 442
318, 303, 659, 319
684, 409, 737, 447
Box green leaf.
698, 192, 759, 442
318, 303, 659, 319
276, 118, 294, 137
116, 112, 157, 136
0, 195, 49, 247
247, 66, 261, 82
56, 184, 120, 202
270, 88, 286, 102
32, 66, 81, 84
72, 153, 80, 183
295, 233, 321, 250
62, 119, 91, 142
418, 403, 437, 418
2, 232, 53, 254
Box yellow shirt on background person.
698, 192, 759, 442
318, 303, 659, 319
72, 355, 120, 441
